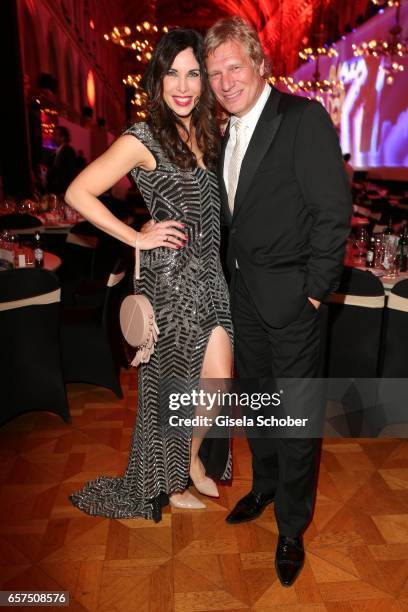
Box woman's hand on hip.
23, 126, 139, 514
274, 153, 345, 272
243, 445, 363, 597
136, 220, 187, 250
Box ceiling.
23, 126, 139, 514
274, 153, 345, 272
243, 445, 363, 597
116, 0, 381, 73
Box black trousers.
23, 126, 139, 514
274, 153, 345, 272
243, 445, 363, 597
231, 270, 327, 537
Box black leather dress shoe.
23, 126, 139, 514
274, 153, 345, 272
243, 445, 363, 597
225, 490, 275, 524
275, 535, 305, 587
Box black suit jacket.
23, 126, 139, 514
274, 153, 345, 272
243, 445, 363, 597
218, 87, 352, 328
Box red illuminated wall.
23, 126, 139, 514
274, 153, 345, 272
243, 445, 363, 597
213, 0, 372, 74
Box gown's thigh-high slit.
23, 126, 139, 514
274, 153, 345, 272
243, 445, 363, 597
190, 325, 234, 483
162, 324, 234, 493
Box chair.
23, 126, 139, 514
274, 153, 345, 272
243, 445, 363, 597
63, 221, 101, 272
380, 279, 408, 377
0, 269, 70, 426
58, 221, 100, 306
0, 213, 43, 234
92, 233, 132, 283
375, 279, 408, 435
324, 267, 386, 436
60, 259, 129, 397
326, 267, 385, 377
69, 216, 133, 283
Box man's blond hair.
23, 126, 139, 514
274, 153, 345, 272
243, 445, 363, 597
205, 16, 268, 75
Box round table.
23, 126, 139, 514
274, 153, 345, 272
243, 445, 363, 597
380, 271, 408, 291
349, 260, 408, 293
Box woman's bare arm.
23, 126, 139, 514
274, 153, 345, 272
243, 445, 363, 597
65, 135, 186, 250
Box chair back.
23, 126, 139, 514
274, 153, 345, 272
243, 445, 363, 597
380, 279, 408, 377
92, 234, 130, 282
326, 267, 385, 378
0, 268, 60, 303
374, 279, 408, 435
0, 269, 69, 425
103, 259, 129, 368
60, 221, 100, 286
59, 257, 129, 396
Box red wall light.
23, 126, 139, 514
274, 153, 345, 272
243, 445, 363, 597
86, 70, 96, 107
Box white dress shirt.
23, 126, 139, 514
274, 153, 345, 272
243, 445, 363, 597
223, 83, 271, 190
223, 84, 271, 269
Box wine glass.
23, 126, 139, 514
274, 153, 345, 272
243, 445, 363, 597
354, 227, 369, 262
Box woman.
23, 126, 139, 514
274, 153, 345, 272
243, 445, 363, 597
66, 28, 233, 522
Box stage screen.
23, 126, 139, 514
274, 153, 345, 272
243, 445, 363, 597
286, 3, 408, 176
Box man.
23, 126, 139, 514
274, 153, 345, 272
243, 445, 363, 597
47, 126, 77, 195
205, 17, 351, 586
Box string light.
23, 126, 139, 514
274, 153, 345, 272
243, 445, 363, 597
293, 0, 343, 101
122, 74, 143, 88
299, 45, 338, 61
124, 75, 148, 117
104, 22, 170, 64
353, 1, 407, 84
352, 39, 407, 59
298, 0, 339, 66
104, 20, 174, 118
274, 35, 343, 101
269, 75, 344, 98
371, 0, 400, 6
130, 90, 148, 107
40, 107, 58, 136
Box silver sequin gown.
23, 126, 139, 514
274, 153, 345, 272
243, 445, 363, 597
69, 122, 233, 522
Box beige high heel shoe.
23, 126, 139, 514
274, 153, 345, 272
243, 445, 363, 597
189, 458, 220, 498
169, 490, 206, 509
191, 475, 220, 498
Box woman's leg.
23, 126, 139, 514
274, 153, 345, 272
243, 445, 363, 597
190, 326, 233, 484
169, 326, 233, 506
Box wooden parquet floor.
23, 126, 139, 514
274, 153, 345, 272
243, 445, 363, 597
1, 370, 407, 611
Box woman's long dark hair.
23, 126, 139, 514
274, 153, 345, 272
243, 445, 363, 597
141, 29, 219, 170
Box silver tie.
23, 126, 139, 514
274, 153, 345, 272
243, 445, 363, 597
227, 119, 246, 214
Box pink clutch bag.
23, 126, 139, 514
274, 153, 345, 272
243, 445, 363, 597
119, 241, 159, 367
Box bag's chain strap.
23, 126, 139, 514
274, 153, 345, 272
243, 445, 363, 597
135, 237, 141, 281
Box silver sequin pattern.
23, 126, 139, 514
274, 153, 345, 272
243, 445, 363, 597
69, 122, 233, 522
